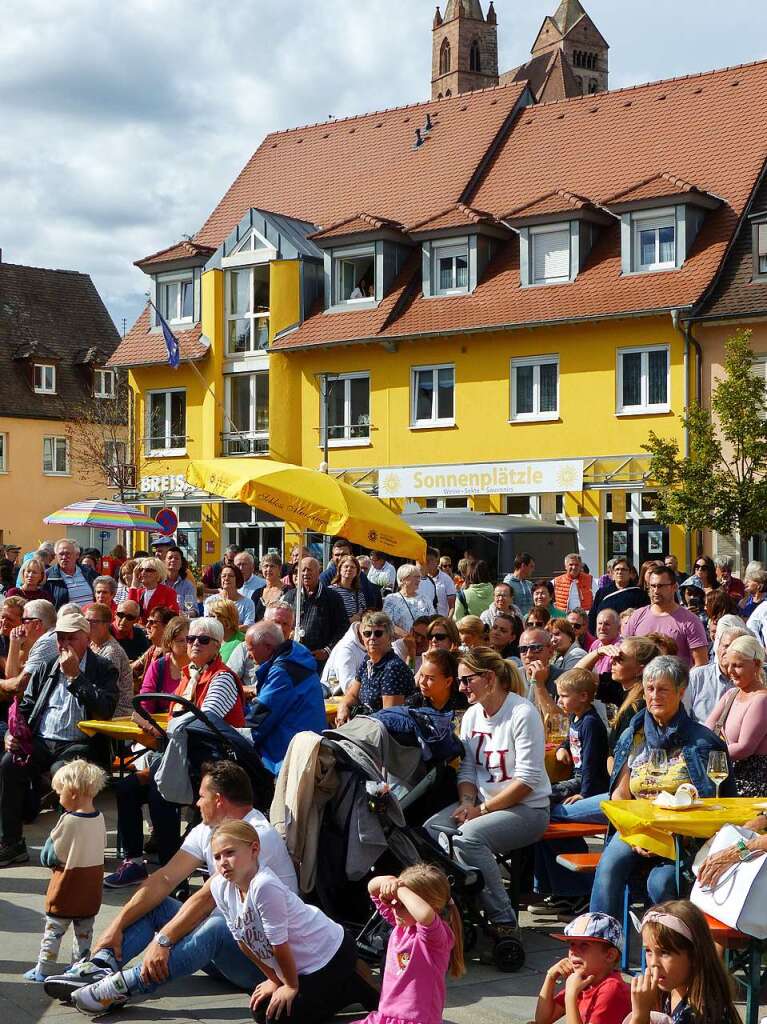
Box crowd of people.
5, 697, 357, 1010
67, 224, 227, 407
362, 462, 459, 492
0, 535, 764, 1024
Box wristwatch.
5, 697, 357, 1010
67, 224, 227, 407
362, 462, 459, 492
155, 932, 174, 949
479, 802, 489, 816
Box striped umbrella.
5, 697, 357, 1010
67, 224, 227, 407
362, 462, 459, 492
43, 500, 170, 534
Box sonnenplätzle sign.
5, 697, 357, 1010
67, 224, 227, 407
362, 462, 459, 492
379, 460, 583, 498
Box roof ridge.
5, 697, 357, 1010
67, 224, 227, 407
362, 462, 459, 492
532, 55, 767, 110
0, 262, 87, 276
258, 80, 527, 140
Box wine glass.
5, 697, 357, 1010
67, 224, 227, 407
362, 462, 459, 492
707, 750, 728, 800
644, 749, 668, 800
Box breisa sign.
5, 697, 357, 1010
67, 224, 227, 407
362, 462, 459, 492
379, 460, 584, 499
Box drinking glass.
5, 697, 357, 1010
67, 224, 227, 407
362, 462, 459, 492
707, 750, 728, 799
639, 749, 667, 800
605, 703, 619, 728
549, 712, 569, 745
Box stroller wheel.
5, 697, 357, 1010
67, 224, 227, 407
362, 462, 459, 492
462, 921, 478, 953
494, 938, 525, 973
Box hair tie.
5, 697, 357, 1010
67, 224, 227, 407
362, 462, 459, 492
631, 909, 693, 944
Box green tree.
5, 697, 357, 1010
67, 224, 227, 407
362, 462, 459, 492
643, 329, 767, 567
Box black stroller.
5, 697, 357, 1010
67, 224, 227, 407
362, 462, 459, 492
274, 716, 525, 973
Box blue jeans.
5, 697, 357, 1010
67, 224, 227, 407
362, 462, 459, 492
113, 897, 264, 995
549, 793, 608, 824
589, 833, 677, 920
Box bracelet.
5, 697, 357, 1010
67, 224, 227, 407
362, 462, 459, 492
479, 802, 489, 816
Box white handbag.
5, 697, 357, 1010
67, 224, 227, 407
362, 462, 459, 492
690, 823, 767, 938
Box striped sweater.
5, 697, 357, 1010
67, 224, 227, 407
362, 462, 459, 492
41, 810, 105, 918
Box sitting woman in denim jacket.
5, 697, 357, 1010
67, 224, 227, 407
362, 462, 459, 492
589, 655, 735, 920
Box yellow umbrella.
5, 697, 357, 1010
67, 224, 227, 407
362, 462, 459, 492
186, 458, 426, 561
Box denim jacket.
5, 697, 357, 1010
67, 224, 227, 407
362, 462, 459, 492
609, 705, 736, 799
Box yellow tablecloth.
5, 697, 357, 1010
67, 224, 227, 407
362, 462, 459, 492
77, 715, 169, 741
602, 797, 767, 859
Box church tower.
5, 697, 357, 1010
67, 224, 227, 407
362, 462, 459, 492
530, 0, 609, 96
431, 1, 499, 100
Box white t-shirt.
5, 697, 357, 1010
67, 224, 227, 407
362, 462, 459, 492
181, 809, 298, 893
211, 865, 343, 978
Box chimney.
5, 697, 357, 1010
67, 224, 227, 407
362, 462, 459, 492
424, 113, 434, 133
412, 128, 425, 149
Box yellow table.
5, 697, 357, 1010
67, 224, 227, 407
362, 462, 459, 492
602, 797, 767, 859
78, 715, 169, 743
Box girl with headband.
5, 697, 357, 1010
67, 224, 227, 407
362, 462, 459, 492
630, 899, 738, 1024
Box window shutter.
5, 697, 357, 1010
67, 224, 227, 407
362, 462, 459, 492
533, 228, 570, 282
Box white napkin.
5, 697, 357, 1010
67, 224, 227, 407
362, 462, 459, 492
654, 783, 698, 808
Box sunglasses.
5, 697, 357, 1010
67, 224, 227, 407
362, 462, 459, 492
694, 564, 707, 570
362, 629, 386, 639
459, 671, 485, 685
186, 635, 214, 646
519, 643, 546, 654
116, 612, 138, 621
429, 632, 449, 642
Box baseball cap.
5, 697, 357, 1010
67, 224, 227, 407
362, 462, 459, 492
551, 912, 624, 953
56, 606, 90, 634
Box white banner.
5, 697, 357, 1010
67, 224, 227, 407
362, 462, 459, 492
379, 460, 583, 499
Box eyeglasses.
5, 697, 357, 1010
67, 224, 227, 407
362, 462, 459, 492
429, 632, 449, 642
186, 635, 214, 646
458, 672, 485, 686
116, 611, 138, 621
519, 643, 546, 654
22, 616, 41, 624
362, 629, 386, 639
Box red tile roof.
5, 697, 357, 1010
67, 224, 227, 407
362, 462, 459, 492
272, 59, 767, 351
135, 240, 215, 269
310, 213, 404, 241
194, 83, 529, 249
406, 204, 497, 233
602, 172, 715, 206
107, 307, 209, 368
504, 189, 596, 220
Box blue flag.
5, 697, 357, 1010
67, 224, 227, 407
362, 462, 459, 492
156, 308, 180, 369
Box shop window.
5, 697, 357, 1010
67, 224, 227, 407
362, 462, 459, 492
323, 373, 370, 444
146, 389, 187, 455
411, 364, 455, 428
617, 346, 670, 415
510, 355, 559, 421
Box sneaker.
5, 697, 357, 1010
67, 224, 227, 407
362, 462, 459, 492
24, 964, 56, 982
103, 858, 148, 888
527, 895, 575, 916
0, 839, 29, 867
71, 972, 131, 1015
44, 958, 115, 1001
557, 895, 591, 921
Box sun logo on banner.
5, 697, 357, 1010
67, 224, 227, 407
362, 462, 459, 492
368, 530, 378, 543
555, 464, 580, 489
381, 473, 401, 496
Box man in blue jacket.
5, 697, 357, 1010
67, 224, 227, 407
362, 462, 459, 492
244, 621, 327, 774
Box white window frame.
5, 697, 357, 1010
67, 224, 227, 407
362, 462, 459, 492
94, 368, 116, 399
223, 371, 270, 456
145, 388, 187, 456
225, 262, 271, 356
751, 356, 767, 419
321, 372, 371, 447
530, 224, 571, 285
432, 237, 470, 296
156, 272, 194, 325
43, 435, 69, 476
332, 245, 377, 306
616, 344, 671, 415
411, 363, 455, 429
0, 432, 6, 473
756, 222, 767, 277
510, 355, 560, 422
632, 208, 676, 273
33, 363, 56, 394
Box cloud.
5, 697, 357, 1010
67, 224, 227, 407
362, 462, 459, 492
2, 0, 766, 334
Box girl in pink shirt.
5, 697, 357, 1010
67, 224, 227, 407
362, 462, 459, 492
361, 865, 464, 1024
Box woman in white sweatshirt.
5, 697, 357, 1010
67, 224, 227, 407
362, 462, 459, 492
425, 646, 550, 940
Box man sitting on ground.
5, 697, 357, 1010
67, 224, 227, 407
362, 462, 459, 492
44, 762, 298, 1011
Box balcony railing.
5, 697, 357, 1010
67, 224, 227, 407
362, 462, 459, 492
221, 432, 269, 456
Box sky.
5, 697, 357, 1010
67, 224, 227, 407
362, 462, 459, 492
2, 0, 767, 335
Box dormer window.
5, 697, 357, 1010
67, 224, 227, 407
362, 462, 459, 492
34, 364, 56, 394
333, 246, 376, 304
754, 219, 767, 279
531, 225, 571, 285
433, 239, 469, 295
94, 368, 116, 399
157, 274, 193, 324
634, 210, 676, 272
